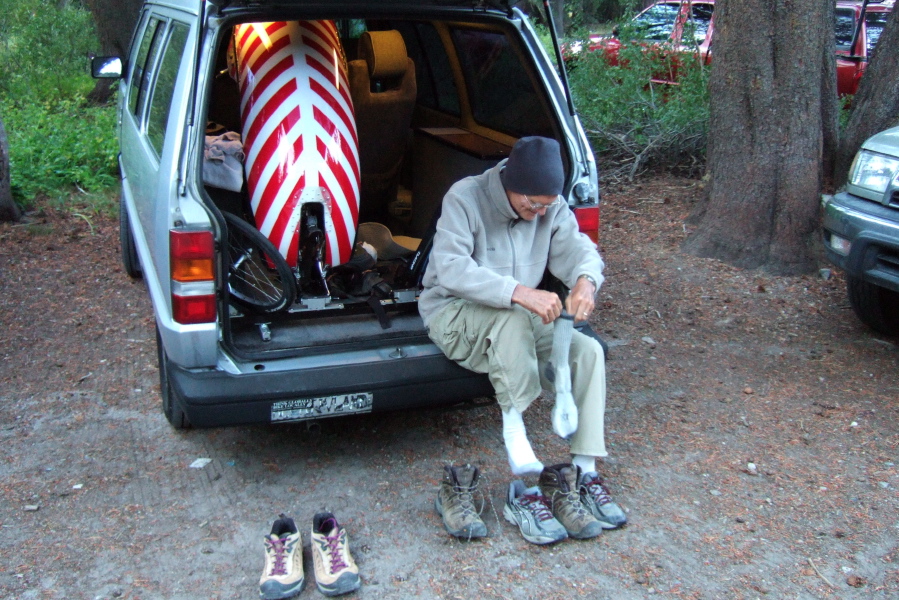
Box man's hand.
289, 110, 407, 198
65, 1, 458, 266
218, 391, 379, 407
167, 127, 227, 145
565, 277, 596, 323
512, 285, 562, 324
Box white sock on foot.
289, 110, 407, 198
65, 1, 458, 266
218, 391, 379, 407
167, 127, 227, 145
502, 408, 544, 476
572, 454, 596, 474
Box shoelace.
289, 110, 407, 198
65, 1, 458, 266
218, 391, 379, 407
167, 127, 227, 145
265, 535, 289, 576
520, 493, 555, 522
451, 483, 485, 518
322, 525, 348, 572
583, 476, 613, 506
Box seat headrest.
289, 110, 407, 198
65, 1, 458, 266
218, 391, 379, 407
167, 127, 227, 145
358, 30, 408, 80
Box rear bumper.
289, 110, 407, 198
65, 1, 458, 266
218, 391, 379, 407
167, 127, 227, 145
167, 350, 494, 427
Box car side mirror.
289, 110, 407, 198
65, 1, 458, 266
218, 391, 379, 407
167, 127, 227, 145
91, 56, 123, 79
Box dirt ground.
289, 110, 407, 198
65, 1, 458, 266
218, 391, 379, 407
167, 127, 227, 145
1, 175, 897, 600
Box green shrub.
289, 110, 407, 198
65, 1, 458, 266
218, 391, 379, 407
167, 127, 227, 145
0, 0, 99, 100
3, 97, 118, 205
568, 32, 710, 180
0, 0, 119, 213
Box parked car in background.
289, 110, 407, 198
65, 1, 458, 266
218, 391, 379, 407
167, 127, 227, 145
579, 0, 892, 96
822, 126, 899, 336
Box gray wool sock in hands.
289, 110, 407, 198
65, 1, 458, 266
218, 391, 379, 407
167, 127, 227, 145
548, 312, 578, 438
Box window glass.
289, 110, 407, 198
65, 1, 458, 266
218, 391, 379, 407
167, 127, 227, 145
633, 3, 681, 41
834, 8, 857, 50
451, 27, 552, 138
682, 4, 714, 44
147, 22, 189, 155
129, 17, 163, 116
865, 11, 889, 55
394, 21, 460, 116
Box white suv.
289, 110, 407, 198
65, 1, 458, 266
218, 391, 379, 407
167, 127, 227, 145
93, 0, 602, 428
822, 126, 899, 336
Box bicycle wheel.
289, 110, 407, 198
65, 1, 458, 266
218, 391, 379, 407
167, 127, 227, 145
223, 212, 296, 314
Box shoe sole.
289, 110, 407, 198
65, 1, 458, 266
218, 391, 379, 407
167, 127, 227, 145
502, 504, 567, 545
316, 572, 361, 597
259, 577, 305, 600
434, 496, 487, 538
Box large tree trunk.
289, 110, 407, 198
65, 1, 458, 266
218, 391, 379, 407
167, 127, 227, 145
0, 115, 21, 222
835, 8, 899, 185
683, 0, 833, 275
83, 0, 144, 104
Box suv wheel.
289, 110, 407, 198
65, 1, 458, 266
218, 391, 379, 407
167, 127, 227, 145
156, 326, 191, 429
847, 275, 899, 336
120, 201, 142, 279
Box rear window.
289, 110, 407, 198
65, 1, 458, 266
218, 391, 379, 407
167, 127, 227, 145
633, 3, 681, 41
683, 4, 713, 44
450, 27, 553, 138
865, 11, 889, 55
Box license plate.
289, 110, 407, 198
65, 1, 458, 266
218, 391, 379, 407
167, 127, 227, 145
270, 392, 373, 423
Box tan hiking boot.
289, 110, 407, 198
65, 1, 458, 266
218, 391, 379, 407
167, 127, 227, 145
539, 463, 603, 539
435, 464, 488, 539
310, 512, 361, 597
259, 514, 305, 599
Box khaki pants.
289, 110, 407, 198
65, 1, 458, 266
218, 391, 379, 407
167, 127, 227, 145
427, 299, 608, 457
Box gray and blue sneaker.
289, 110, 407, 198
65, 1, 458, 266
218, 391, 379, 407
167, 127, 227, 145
503, 480, 568, 545
578, 470, 627, 529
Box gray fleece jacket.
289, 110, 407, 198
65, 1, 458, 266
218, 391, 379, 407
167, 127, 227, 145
418, 161, 604, 327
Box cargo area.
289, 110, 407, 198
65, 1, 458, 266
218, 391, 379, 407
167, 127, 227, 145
199, 15, 568, 356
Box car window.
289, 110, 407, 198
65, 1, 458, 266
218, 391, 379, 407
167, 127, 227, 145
395, 21, 461, 116
450, 27, 552, 138
865, 11, 889, 55
633, 3, 681, 41
146, 22, 189, 156
682, 4, 714, 44
835, 8, 857, 50
129, 16, 163, 117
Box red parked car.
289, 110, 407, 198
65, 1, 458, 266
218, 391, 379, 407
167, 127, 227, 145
582, 0, 892, 96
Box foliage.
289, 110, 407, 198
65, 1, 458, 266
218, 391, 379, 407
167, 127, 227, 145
0, 0, 118, 213
568, 28, 710, 180
1, 97, 119, 208
0, 0, 99, 100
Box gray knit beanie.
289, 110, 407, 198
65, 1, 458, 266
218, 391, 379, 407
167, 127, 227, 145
500, 136, 564, 196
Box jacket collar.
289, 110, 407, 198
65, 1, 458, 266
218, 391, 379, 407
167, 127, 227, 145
485, 159, 520, 222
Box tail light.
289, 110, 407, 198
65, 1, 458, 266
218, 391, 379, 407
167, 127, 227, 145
170, 230, 216, 324
573, 205, 600, 244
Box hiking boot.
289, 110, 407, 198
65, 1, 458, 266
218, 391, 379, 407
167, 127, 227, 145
503, 480, 568, 545
259, 514, 305, 600
310, 512, 361, 597
579, 470, 628, 529
539, 464, 603, 539
435, 464, 488, 539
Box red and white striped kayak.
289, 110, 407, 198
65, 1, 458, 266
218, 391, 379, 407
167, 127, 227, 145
231, 20, 359, 268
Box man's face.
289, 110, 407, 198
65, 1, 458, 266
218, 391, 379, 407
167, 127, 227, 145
507, 191, 562, 221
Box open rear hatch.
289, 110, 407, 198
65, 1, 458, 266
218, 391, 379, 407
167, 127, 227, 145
197, 3, 592, 358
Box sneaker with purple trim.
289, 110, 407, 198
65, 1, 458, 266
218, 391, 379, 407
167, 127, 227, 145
259, 514, 305, 600
310, 512, 361, 597
503, 480, 568, 545
578, 470, 627, 529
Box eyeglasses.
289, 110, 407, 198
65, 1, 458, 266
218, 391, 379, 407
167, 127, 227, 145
523, 195, 564, 211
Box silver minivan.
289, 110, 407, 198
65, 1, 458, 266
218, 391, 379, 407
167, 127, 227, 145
94, 0, 602, 428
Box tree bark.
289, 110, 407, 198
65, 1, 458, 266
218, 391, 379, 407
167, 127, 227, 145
683, 0, 832, 275
0, 115, 21, 222
835, 7, 899, 185
83, 0, 144, 104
